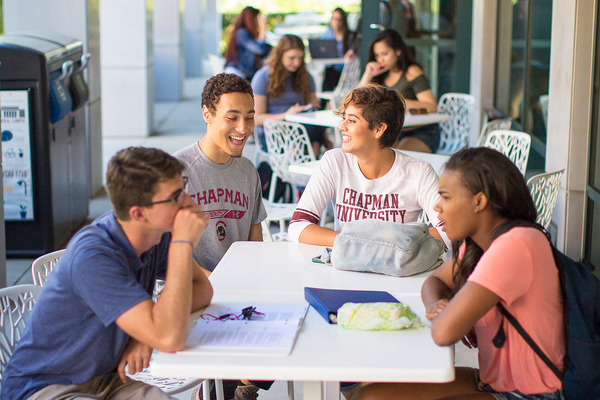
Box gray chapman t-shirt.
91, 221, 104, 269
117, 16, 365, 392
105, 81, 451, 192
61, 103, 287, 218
174, 143, 267, 271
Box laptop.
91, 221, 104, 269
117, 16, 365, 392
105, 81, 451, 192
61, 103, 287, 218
308, 39, 339, 59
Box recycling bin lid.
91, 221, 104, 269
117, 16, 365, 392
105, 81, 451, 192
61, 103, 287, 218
9, 31, 83, 59
0, 34, 66, 69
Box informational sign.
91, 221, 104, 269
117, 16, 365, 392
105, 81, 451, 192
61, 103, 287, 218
2, 90, 34, 221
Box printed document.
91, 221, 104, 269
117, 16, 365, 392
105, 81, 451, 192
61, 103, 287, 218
185, 303, 308, 355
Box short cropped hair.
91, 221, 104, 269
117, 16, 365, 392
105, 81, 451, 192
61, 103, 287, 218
106, 147, 185, 220
336, 84, 406, 148
201, 73, 254, 114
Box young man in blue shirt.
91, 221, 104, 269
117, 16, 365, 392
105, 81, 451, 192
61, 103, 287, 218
2, 147, 213, 400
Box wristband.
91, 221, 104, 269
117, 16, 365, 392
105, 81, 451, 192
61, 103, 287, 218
170, 240, 194, 249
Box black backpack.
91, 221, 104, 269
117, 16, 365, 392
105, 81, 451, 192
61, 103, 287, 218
491, 220, 600, 399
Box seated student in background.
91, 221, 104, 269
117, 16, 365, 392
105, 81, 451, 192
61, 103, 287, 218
1, 147, 213, 400
359, 29, 440, 153
353, 147, 564, 400
223, 6, 272, 81
252, 34, 331, 157
320, 7, 354, 93
174, 73, 266, 274
288, 84, 447, 247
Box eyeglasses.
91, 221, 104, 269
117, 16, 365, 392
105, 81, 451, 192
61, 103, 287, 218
139, 176, 188, 207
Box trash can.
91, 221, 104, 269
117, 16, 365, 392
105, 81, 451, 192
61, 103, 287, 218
0, 33, 90, 257
16, 32, 91, 233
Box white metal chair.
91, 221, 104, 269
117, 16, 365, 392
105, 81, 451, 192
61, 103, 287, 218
483, 129, 531, 176
477, 117, 513, 146
0, 284, 42, 385
264, 120, 317, 203
527, 169, 564, 231
31, 249, 65, 286
262, 120, 318, 240
29, 251, 203, 395
437, 93, 476, 155
318, 57, 362, 110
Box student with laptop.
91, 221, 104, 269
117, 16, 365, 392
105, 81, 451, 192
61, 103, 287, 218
319, 7, 355, 92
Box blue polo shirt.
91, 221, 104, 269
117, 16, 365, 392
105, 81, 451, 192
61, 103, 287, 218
1, 211, 169, 400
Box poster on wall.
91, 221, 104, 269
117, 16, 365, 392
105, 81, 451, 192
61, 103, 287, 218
2, 89, 34, 221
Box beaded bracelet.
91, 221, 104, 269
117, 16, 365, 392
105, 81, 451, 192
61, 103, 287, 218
170, 240, 194, 249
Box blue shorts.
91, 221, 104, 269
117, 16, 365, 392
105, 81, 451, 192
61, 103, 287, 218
475, 370, 564, 400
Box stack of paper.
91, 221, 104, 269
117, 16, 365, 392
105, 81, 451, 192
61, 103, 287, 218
185, 303, 308, 356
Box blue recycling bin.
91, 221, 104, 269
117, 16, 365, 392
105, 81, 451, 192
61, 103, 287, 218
0, 33, 90, 257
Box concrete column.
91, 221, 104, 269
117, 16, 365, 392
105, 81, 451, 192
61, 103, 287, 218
469, 0, 497, 146
100, 0, 153, 137
184, 0, 203, 76
3, 0, 103, 197
201, 0, 221, 59
546, 0, 596, 257
154, 0, 184, 101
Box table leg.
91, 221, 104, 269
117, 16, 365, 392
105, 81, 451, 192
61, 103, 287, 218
202, 379, 211, 400
215, 379, 224, 400
303, 381, 341, 400
324, 381, 340, 399
303, 381, 323, 400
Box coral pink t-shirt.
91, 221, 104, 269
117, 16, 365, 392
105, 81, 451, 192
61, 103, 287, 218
467, 227, 564, 394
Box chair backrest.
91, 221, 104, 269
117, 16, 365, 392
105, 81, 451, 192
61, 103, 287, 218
0, 284, 42, 382
437, 92, 476, 155
477, 117, 513, 146
527, 169, 564, 230
31, 249, 65, 287
263, 120, 316, 201
331, 57, 361, 110
483, 129, 531, 175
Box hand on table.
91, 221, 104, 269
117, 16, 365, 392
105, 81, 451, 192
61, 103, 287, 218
117, 338, 153, 383
425, 298, 449, 321
285, 103, 309, 116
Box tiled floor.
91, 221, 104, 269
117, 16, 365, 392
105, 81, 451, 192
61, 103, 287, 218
6, 75, 477, 399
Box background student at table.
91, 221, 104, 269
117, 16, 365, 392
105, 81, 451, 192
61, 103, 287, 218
223, 6, 272, 81
251, 34, 331, 157
1, 147, 213, 400
288, 84, 447, 249
359, 29, 440, 153
320, 7, 355, 94
354, 147, 565, 400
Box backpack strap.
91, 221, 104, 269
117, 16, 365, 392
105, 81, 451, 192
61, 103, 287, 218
496, 303, 564, 380
491, 220, 564, 381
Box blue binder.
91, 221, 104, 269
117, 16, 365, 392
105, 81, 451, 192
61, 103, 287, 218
304, 287, 400, 324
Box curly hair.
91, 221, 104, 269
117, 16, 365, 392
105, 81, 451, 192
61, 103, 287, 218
201, 73, 254, 114
224, 6, 260, 64
264, 34, 310, 102
444, 147, 538, 294
335, 83, 406, 148
368, 29, 419, 85
106, 147, 185, 220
